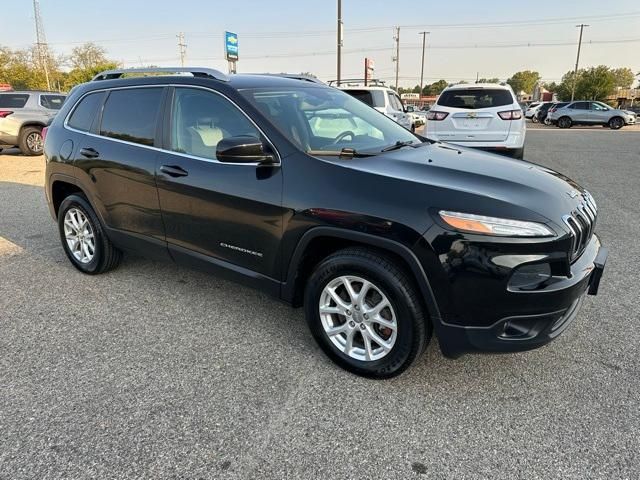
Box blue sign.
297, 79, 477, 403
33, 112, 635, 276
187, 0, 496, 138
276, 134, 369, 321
225, 31, 238, 61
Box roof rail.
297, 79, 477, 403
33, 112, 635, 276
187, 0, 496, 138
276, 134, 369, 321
327, 78, 387, 87
92, 67, 230, 82
251, 73, 326, 84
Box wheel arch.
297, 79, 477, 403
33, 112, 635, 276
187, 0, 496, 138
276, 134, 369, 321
50, 177, 86, 218
282, 227, 442, 323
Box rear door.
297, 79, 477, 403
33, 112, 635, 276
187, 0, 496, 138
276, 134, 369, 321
70, 86, 168, 252
431, 88, 514, 142
568, 102, 590, 122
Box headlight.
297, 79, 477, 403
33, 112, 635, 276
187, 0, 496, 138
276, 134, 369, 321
439, 211, 554, 237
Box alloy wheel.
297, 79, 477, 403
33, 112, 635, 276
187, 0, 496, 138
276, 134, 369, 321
319, 275, 398, 361
26, 131, 43, 154
63, 207, 95, 264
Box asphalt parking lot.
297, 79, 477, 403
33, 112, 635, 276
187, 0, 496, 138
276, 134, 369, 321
1, 129, 639, 479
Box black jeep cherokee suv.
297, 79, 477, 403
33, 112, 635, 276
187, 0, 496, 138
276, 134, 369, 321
44, 68, 607, 378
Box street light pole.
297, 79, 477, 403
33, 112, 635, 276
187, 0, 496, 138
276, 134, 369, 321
394, 26, 400, 90
337, 0, 343, 86
419, 31, 430, 99
571, 23, 589, 101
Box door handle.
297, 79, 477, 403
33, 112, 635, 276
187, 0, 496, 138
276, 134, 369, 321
160, 165, 189, 177
80, 147, 99, 158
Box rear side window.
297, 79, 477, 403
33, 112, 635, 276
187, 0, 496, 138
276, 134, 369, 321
437, 89, 514, 109
100, 88, 163, 146
0, 94, 29, 108
67, 92, 105, 132
344, 89, 385, 108
387, 92, 404, 111
40, 94, 66, 110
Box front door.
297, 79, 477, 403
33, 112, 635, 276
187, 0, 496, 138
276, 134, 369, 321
155, 86, 284, 280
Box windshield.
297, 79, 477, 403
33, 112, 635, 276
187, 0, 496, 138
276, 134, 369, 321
240, 86, 419, 154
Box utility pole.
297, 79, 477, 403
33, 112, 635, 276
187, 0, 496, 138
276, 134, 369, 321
32, 0, 51, 91
394, 26, 400, 90
177, 32, 187, 67
571, 24, 589, 101
336, 0, 343, 85
419, 31, 430, 98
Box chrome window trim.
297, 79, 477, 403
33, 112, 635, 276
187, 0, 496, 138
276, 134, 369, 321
63, 83, 281, 167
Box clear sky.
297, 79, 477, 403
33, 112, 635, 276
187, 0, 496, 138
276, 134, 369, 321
4, 0, 640, 86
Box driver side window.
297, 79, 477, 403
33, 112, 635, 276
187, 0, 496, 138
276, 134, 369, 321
170, 87, 260, 160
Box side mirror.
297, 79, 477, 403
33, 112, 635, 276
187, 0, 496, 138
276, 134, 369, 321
216, 135, 275, 164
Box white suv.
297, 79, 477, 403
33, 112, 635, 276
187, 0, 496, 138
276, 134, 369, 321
425, 83, 526, 158
338, 85, 413, 131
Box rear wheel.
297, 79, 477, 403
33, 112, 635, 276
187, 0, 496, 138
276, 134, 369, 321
58, 194, 122, 274
304, 247, 430, 378
531, 114, 539, 123
18, 126, 44, 155
557, 116, 572, 129
608, 117, 624, 130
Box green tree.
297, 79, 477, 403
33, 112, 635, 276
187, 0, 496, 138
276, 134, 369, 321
412, 84, 421, 93
556, 66, 617, 101
62, 61, 120, 91
575, 66, 616, 101
506, 70, 541, 94
611, 67, 634, 88
423, 79, 448, 95
69, 42, 109, 70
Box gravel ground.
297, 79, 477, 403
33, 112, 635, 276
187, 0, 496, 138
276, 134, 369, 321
1, 129, 639, 479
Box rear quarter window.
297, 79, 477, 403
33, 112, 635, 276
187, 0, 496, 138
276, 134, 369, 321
0, 94, 29, 108
40, 95, 66, 110
67, 91, 105, 132
343, 89, 385, 108
437, 89, 514, 109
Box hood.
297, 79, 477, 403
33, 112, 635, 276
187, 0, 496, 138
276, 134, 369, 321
334, 142, 588, 231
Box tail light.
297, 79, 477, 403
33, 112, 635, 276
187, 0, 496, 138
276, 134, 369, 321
426, 111, 449, 121
498, 110, 523, 120
41, 126, 49, 143
549, 107, 557, 113
0, 110, 13, 118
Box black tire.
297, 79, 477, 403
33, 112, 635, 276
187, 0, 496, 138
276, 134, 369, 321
557, 116, 572, 129
58, 194, 122, 274
608, 117, 624, 130
18, 126, 44, 156
304, 247, 430, 378
510, 147, 525, 159
531, 115, 539, 123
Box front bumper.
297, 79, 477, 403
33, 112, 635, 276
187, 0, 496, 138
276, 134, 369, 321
431, 234, 607, 358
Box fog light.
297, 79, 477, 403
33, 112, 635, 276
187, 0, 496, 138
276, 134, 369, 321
509, 263, 551, 290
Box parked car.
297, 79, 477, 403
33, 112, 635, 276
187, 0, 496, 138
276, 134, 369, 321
425, 83, 526, 158
337, 83, 414, 131
548, 101, 636, 129
0, 90, 66, 155
536, 102, 567, 125
525, 102, 549, 123
44, 67, 607, 378
405, 105, 425, 126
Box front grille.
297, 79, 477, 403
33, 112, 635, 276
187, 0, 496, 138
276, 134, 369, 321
562, 191, 597, 261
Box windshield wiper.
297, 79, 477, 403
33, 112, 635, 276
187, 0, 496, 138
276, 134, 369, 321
380, 140, 417, 152
306, 148, 377, 158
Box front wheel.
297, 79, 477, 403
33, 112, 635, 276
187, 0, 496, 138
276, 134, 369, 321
304, 247, 430, 378
608, 117, 624, 130
58, 194, 122, 274
531, 115, 539, 123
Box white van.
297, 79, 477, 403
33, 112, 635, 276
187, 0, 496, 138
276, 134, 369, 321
425, 83, 526, 158
338, 85, 413, 131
